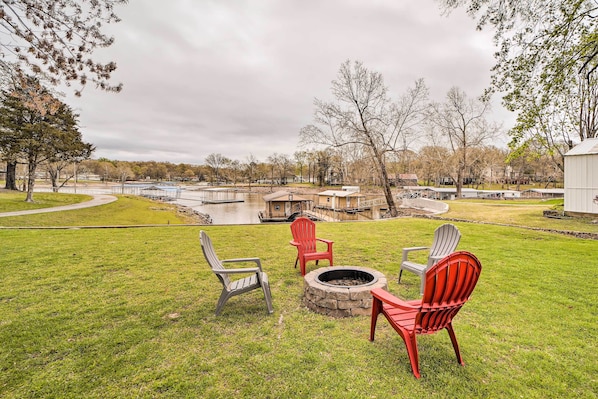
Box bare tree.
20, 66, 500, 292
294, 150, 307, 183
267, 153, 293, 185
204, 153, 229, 184
115, 161, 132, 193
0, 0, 126, 96
427, 87, 500, 197
300, 60, 428, 217
227, 159, 242, 185
244, 154, 259, 189
414, 145, 451, 187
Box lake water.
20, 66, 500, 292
175, 190, 264, 225
36, 185, 265, 225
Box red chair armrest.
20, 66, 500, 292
316, 238, 333, 244
370, 288, 420, 311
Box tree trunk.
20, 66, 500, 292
25, 161, 36, 202
378, 158, 397, 217
4, 161, 18, 190
48, 169, 59, 192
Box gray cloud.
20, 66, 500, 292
64, 0, 511, 164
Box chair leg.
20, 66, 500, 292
215, 289, 232, 316
404, 333, 421, 379
369, 297, 382, 341
398, 269, 403, 283
261, 275, 274, 314
446, 323, 464, 365
294, 256, 299, 268
300, 258, 306, 276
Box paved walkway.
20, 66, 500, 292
0, 194, 118, 217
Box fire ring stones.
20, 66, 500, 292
303, 266, 388, 317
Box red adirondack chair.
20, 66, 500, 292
289, 217, 334, 276
370, 251, 482, 378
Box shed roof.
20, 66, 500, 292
565, 138, 598, 156
521, 188, 564, 194
317, 190, 365, 198
262, 190, 311, 202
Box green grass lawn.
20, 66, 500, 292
1, 212, 597, 398
0, 193, 192, 226
0, 191, 91, 213
445, 198, 598, 234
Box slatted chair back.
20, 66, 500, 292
417, 251, 482, 334
427, 223, 462, 267
200, 231, 230, 287
290, 217, 317, 252
370, 250, 482, 378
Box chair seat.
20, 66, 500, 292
229, 274, 259, 292
303, 251, 333, 261
382, 304, 419, 331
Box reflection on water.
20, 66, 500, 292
175, 191, 264, 225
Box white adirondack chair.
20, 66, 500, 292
399, 223, 461, 294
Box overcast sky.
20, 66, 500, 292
63, 0, 512, 165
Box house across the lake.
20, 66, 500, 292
258, 190, 313, 222
315, 189, 366, 211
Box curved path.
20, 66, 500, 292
0, 194, 117, 218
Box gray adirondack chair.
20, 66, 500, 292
200, 230, 273, 316
398, 223, 461, 294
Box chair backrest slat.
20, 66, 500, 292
200, 230, 230, 287
417, 251, 481, 333
429, 224, 461, 263
290, 218, 317, 251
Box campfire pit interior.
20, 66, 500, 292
316, 268, 378, 287
304, 267, 387, 317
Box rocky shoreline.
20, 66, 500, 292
174, 204, 212, 224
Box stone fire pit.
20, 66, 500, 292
303, 266, 387, 317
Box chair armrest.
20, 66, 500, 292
213, 267, 260, 275
316, 238, 334, 251
316, 238, 333, 244
370, 288, 421, 311
289, 240, 300, 247
402, 246, 428, 253
402, 246, 429, 262
222, 257, 262, 270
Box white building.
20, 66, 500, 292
564, 138, 598, 215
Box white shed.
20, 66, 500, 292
564, 138, 598, 215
